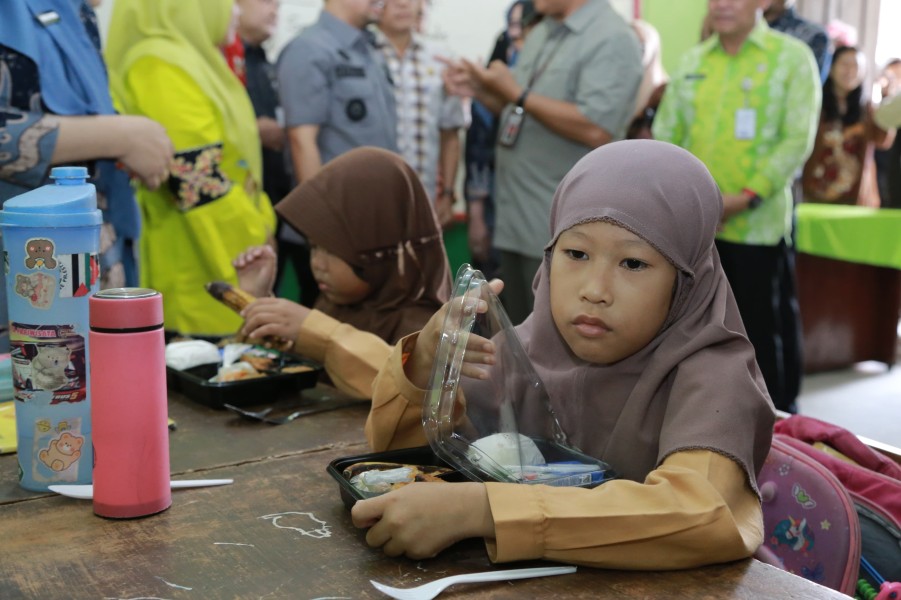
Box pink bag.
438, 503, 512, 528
755, 435, 862, 596
774, 415, 901, 481
773, 416, 901, 588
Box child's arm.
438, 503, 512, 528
242, 303, 392, 400
351, 481, 496, 559
351, 449, 761, 567
484, 449, 761, 569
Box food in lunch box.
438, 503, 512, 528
239, 353, 278, 372
344, 461, 452, 494
215, 361, 265, 382
467, 432, 546, 467
165, 339, 221, 371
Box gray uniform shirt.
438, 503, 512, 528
277, 11, 398, 165
493, 0, 642, 259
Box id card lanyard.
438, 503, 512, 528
734, 77, 756, 140
498, 27, 570, 147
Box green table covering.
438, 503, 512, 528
796, 204, 901, 270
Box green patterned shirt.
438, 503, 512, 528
654, 20, 821, 245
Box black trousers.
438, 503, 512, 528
716, 239, 803, 413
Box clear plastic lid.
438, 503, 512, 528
423, 264, 616, 488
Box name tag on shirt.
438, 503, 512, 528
335, 65, 366, 78
735, 108, 756, 140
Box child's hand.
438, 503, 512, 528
234, 244, 277, 300
405, 279, 504, 388
351, 482, 494, 559
240, 297, 309, 343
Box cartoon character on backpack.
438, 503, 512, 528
771, 515, 815, 552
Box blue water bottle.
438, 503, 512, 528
0, 167, 101, 491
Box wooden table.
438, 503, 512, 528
0, 389, 851, 599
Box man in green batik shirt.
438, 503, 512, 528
654, 0, 820, 413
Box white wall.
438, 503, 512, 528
97, 0, 636, 62
272, 0, 635, 59
876, 1, 901, 69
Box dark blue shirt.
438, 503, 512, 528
242, 41, 292, 203
769, 7, 831, 82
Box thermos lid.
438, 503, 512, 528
0, 166, 102, 228
90, 288, 164, 330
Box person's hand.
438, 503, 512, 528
435, 192, 455, 229
404, 279, 504, 388
117, 115, 174, 190
234, 244, 277, 300
351, 482, 495, 559
438, 56, 481, 98
240, 297, 309, 343
257, 116, 285, 152
479, 60, 521, 104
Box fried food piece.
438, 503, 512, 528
239, 353, 278, 372
205, 281, 257, 313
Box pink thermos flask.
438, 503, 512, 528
89, 288, 171, 518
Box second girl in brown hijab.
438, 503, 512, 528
235, 147, 451, 399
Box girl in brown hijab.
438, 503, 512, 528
237, 147, 451, 398
353, 140, 776, 568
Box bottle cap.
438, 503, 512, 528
0, 165, 101, 227
90, 288, 163, 330
50, 166, 89, 185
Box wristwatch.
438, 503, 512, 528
743, 188, 763, 210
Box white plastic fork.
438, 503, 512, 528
370, 565, 577, 600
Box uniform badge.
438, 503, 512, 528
346, 98, 367, 122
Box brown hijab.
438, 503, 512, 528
276, 148, 451, 344
517, 140, 774, 491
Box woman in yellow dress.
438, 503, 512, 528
106, 0, 276, 337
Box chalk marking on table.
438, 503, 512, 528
260, 511, 332, 539
213, 542, 256, 547
156, 577, 192, 590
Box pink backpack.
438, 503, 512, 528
755, 435, 862, 595
773, 416, 901, 597
774, 415, 901, 481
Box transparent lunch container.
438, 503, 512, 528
422, 264, 616, 488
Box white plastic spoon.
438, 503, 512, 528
48, 479, 234, 500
